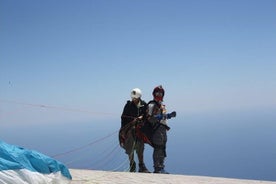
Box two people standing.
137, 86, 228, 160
120, 85, 176, 174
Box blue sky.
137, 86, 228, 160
1, 1, 276, 180
1, 0, 276, 124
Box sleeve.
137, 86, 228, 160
140, 101, 148, 120
121, 101, 133, 128
147, 103, 155, 116
147, 102, 159, 124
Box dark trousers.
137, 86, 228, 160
152, 125, 167, 169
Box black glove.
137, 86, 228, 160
166, 111, 176, 119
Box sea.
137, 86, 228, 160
1, 108, 276, 181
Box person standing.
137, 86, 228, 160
120, 88, 150, 173
146, 85, 176, 174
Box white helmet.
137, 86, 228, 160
130, 88, 142, 99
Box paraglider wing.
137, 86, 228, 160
0, 140, 72, 184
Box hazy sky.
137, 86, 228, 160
1, 0, 276, 125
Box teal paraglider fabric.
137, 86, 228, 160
0, 140, 71, 183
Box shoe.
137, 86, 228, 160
154, 168, 169, 174
138, 163, 150, 173
129, 161, 136, 172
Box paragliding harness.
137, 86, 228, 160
140, 100, 176, 147
140, 100, 164, 145
119, 118, 153, 148
119, 100, 153, 148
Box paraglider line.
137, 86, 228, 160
52, 130, 118, 158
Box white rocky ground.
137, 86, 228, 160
69, 169, 276, 184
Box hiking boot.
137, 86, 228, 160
129, 161, 136, 172
154, 168, 169, 174
138, 163, 150, 173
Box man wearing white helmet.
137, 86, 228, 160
120, 88, 150, 173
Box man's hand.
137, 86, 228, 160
166, 111, 176, 119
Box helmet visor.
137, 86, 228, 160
154, 92, 164, 101
154, 92, 164, 97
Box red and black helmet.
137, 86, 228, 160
152, 85, 165, 102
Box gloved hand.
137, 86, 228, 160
155, 114, 163, 120
136, 115, 143, 121
166, 111, 176, 119
135, 116, 143, 124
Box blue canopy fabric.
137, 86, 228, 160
0, 140, 71, 183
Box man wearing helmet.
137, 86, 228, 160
120, 88, 150, 173
147, 85, 176, 174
